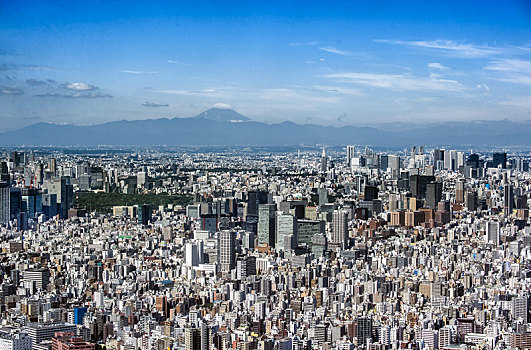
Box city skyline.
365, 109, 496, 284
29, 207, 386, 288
0, 0, 530, 130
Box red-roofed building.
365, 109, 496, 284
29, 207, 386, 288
52, 332, 95, 350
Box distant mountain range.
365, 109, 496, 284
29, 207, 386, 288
193, 108, 249, 122
1, 108, 530, 147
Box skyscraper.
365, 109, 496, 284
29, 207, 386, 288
346, 145, 355, 167
138, 204, 151, 225
258, 204, 276, 247
364, 185, 379, 201
356, 318, 373, 346
45, 178, 73, 219
331, 210, 348, 249
320, 147, 327, 173
425, 182, 442, 209
388, 155, 401, 173
318, 187, 328, 207
185, 328, 201, 350
455, 180, 465, 203
492, 152, 507, 169
504, 183, 514, 216
200, 323, 211, 350
379, 154, 389, 171
246, 190, 269, 218
486, 221, 500, 246
275, 212, 297, 251
24, 268, 50, 290
0, 161, 9, 183
219, 231, 235, 272
409, 175, 435, 199
0, 182, 10, 224
48, 157, 57, 176
22, 188, 42, 219
444, 150, 457, 171
511, 296, 528, 323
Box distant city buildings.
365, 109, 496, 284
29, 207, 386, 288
0, 145, 529, 349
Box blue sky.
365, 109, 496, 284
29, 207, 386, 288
0, 0, 530, 130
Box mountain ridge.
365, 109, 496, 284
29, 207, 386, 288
1, 109, 530, 147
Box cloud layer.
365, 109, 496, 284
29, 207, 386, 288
142, 101, 169, 107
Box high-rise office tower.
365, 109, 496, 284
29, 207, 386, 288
219, 231, 235, 272
156, 296, 169, 320
318, 187, 328, 207
24, 268, 50, 290
275, 212, 297, 251
444, 150, 457, 171
364, 185, 379, 201
388, 155, 401, 172
258, 204, 276, 247
439, 327, 452, 348
433, 148, 442, 163
409, 175, 435, 199
297, 219, 324, 246
465, 191, 477, 212
511, 296, 528, 323
0, 182, 10, 224
11, 151, 21, 168
331, 210, 348, 249
486, 221, 500, 246
493, 152, 507, 169
346, 145, 355, 167
425, 182, 443, 209
356, 318, 373, 346
138, 204, 151, 225
466, 153, 480, 169
35, 162, 44, 185
504, 183, 514, 216
455, 180, 465, 203
0, 162, 9, 183
379, 154, 389, 171
9, 188, 22, 222
200, 323, 211, 350
45, 178, 73, 219
320, 147, 327, 173
457, 152, 465, 169
22, 188, 42, 219
185, 241, 204, 267
48, 157, 57, 176
246, 190, 269, 218
185, 328, 201, 350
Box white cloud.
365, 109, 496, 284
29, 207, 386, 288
121, 70, 159, 74
62, 82, 97, 91
289, 41, 319, 47
0, 86, 24, 95
167, 60, 192, 66
484, 59, 531, 85
499, 96, 531, 109
213, 103, 232, 109
323, 72, 465, 91
313, 85, 362, 96
259, 88, 340, 104
427, 62, 449, 70
484, 58, 531, 73
319, 46, 352, 56
375, 39, 504, 58
35, 92, 112, 98
156, 89, 220, 96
